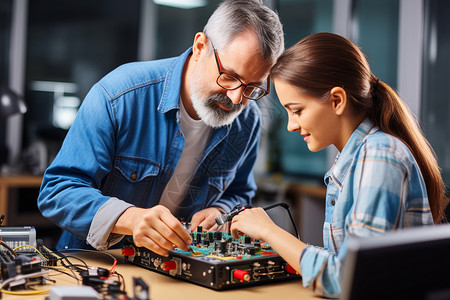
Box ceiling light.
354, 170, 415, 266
153, 0, 207, 9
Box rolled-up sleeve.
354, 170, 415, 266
86, 197, 134, 250
300, 245, 342, 298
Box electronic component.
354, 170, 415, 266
47, 286, 103, 300
54, 275, 150, 300
0, 252, 45, 290
0, 228, 58, 292
122, 229, 300, 290
2, 238, 59, 267
0, 226, 36, 248
34, 239, 60, 266
79, 267, 123, 296
0, 253, 42, 281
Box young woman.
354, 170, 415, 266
230, 32, 446, 298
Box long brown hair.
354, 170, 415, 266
271, 32, 446, 223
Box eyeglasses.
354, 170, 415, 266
212, 46, 270, 101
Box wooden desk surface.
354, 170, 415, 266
2, 250, 318, 300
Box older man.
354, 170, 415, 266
38, 0, 284, 255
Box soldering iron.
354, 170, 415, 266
215, 204, 252, 226
215, 202, 299, 238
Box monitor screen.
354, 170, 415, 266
341, 224, 450, 300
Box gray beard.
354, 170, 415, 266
190, 76, 245, 128
192, 92, 244, 128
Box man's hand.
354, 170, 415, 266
189, 207, 223, 232
113, 205, 192, 257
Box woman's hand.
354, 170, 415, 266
230, 206, 306, 276
230, 207, 276, 240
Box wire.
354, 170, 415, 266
54, 248, 118, 274
263, 202, 300, 239
110, 257, 118, 274
13, 244, 49, 261
1, 289, 50, 296
49, 248, 126, 293
45, 266, 80, 282
50, 252, 90, 274
60, 255, 90, 271
113, 271, 126, 292
44, 248, 127, 294
56, 248, 117, 261
1, 288, 49, 295
0, 239, 17, 257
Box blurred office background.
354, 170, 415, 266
0, 0, 449, 248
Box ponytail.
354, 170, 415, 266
368, 80, 446, 223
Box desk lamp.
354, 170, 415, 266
0, 85, 27, 119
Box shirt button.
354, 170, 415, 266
331, 200, 336, 206
131, 173, 137, 180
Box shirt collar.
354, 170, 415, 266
324, 118, 378, 190
158, 47, 192, 113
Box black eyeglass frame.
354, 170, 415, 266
211, 45, 270, 101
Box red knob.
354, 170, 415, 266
233, 269, 250, 282
286, 264, 298, 274
121, 247, 135, 256
161, 261, 177, 271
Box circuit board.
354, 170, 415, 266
121, 229, 301, 290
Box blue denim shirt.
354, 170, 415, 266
299, 119, 433, 298
37, 48, 261, 250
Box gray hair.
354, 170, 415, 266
203, 0, 284, 64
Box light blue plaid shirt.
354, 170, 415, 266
299, 118, 434, 298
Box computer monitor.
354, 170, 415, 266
341, 224, 450, 300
